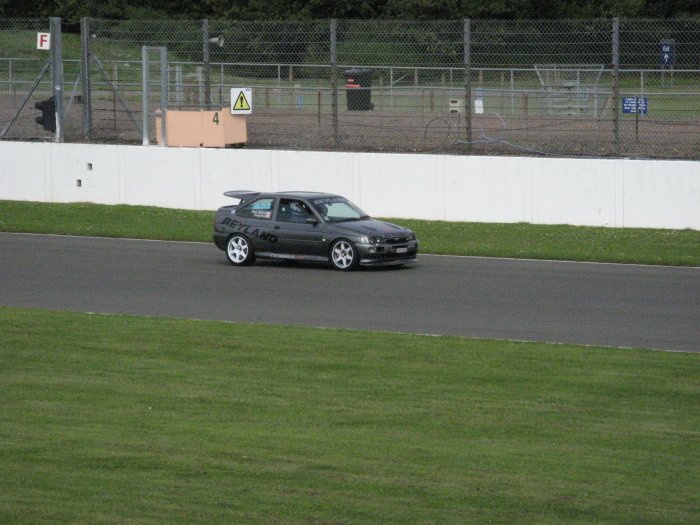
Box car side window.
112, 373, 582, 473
276, 198, 315, 223
236, 198, 275, 220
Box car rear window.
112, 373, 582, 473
236, 198, 275, 220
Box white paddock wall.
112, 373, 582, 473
1, 141, 698, 229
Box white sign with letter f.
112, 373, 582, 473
37, 32, 51, 50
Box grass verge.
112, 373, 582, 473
1, 200, 699, 266
1, 307, 699, 524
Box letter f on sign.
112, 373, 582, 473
37, 33, 51, 50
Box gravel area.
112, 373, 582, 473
2, 92, 698, 159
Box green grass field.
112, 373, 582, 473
1, 200, 698, 266
1, 307, 698, 524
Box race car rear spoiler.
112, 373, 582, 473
224, 190, 260, 199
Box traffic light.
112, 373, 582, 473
35, 97, 56, 132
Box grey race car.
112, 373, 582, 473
213, 191, 418, 270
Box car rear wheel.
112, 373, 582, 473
226, 234, 255, 266
330, 239, 358, 271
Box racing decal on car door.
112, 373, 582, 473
221, 217, 278, 243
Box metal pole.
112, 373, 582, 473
50, 17, 65, 142
112, 63, 117, 130
612, 17, 620, 155
635, 95, 639, 142
330, 19, 339, 147
464, 18, 472, 149
203, 19, 210, 109
9, 59, 13, 107
175, 65, 182, 105
142, 46, 149, 145
510, 68, 514, 114
160, 47, 168, 146
80, 17, 92, 140
196, 65, 204, 106
390, 67, 394, 108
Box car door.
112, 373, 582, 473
231, 197, 279, 254
273, 198, 326, 259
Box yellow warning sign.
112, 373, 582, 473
231, 88, 252, 114
234, 91, 250, 110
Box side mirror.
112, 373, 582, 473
306, 217, 319, 225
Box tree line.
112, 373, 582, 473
1, 0, 698, 21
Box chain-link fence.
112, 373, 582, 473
1, 17, 699, 159
0, 18, 53, 141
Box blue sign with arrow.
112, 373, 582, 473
660, 41, 675, 66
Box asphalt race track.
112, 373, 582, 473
1, 233, 698, 352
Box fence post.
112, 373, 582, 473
80, 17, 92, 140
330, 19, 339, 147
50, 17, 65, 142
112, 63, 117, 130
142, 46, 150, 145
612, 17, 620, 154
8, 59, 13, 107
464, 18, 472, 150
203, 19, 210, 109
159, 47, 168, 146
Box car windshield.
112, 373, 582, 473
311, 197, 370, 223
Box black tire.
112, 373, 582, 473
330, 239, 359, 271
226, 234, 255, 266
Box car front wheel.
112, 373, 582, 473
330, 239, 358, 271
226, 234, 255, 266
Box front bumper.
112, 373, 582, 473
356, 241, 419, 266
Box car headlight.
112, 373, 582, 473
408, 232, 416, 241
360, 236, 382, 244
